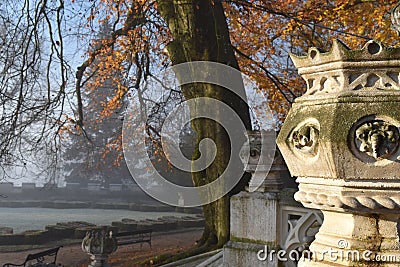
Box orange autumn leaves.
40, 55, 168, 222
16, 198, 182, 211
225, 0, 399, 122
80, 0, 400, 124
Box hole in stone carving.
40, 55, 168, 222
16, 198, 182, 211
320, 77, 327, 90
354, 84, 363, 90
307, 79, 314, 89
385, 83, 392, 87
310, 50, 318, 59
366, 74, 379, 87
289, 214, 302, 222
387, 72, 399, 83
367, 42, 381, 55
349, 74, 361, 84
332, 75, 341, 86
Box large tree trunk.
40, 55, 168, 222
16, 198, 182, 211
158, 0, 252, 248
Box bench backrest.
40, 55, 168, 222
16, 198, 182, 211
115, 229, 152, 247
25, 246, 62, 264
114, 229, 152, 237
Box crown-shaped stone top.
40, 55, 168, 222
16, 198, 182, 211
290, 40, 400, 69
290, 40, 400, 96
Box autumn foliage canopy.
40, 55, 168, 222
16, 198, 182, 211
76, 0, 400, 125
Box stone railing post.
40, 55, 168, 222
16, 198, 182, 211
277, 40, 400, 266
223, 130, 285, 266
82, 228, 118, 267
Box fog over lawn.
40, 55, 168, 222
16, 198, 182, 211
0, 207, 188, 233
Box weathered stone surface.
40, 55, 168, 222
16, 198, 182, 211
278, 41, 400, 182
278, 40, 400, 266
230, 192, 278, 244
223, 241, 278, 266
278, 96, 400, 180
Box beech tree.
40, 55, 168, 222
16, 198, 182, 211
0, 0, 399, 252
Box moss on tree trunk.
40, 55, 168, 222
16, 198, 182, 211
158, 0, 251, 248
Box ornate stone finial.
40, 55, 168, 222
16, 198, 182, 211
290, 40, 400, 96
278, 39, 400, 266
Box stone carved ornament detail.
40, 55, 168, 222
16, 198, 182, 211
249, 134, 261, 158
290, 121, 320, 157
347, 71, 400, 91
305, 74, 342, 95
355, 120, 399, 159
295, 191, 400, 212
283, 211, 323, 266
82, 229, 118, 255
305, 71, 400, 96
290, 40, 400, 96
239, 132, 261, 162
239, 130, 275, 166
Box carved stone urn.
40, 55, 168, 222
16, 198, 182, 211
277, 40, 400, 266
82, 228, 118, 267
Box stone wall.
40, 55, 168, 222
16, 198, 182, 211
0, 215, 204, 246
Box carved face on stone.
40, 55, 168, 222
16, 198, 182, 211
293, 127, 314, 149
355, 121, 399, 159
290, 121, 320, 157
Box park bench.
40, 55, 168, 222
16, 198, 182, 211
2, 246, 62, 267
115, 229, 153, 248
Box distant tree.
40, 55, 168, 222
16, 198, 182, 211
62, 21, 195, 187
62, 77, 131, 186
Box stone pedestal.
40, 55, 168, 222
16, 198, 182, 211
223, 192, 280, 267
89, 254, 112, 267
230, 192, 279, 243
277, 40, 400, 266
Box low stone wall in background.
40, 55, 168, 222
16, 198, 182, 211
0, 215, 204, 246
